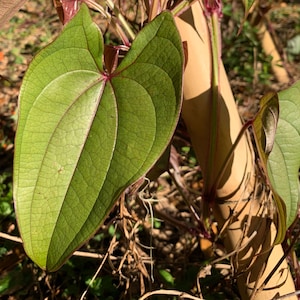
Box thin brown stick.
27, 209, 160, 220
80, 235, 118, 300
0, 232, 117, 260
0, 232, 22, 243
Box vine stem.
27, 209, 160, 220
171, 0, 194, 16
0, 231, 118, 260
203, 0, 222, 196
105, 0, 136, 41
83, 0, 111, 19
83, 0, 136, 43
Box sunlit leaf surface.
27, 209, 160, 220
14, 4, 183, 271
268, 81, 300, 229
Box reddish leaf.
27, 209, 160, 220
54, 0, 80, 24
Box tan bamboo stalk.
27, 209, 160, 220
249, 5, 290, 84
175, 1, 296, 299
256, 20, 290, 84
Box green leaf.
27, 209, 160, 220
268, 81, 300, 229
243, 0, 255, 16
14, 4, 183, 271
253, 93, 279, 163
239, 0, 256, 34
0, 265, 32, 296
252, 92, 287, 244
159, 269, 175, 286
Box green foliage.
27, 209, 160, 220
181, 146, 197, 167
243, 0, 255, 16
108, 224, 121, 239
0, 263, 33, 297
253, 93, 279, 158
287, 35, 300, 56
49, 256, 121, 299
0, 172, 13, 224
222, 2, 272, 87
14, 4, 183, 271
252, 93, 286, 244
85, 276, 118, 299
159, 269, 175, 286
268, 81, 300, 228
252, 81, 300, 240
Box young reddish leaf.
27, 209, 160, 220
54, 0, 80, 24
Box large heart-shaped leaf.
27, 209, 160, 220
14, 4, 183, 271
268, 81, 300, 228
252, 92, 286, 244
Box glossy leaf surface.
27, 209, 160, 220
14, 4, 183, 271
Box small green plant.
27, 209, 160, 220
0, 172, 13, 223
85, 275, 118, 299
222, 1, 272, 87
